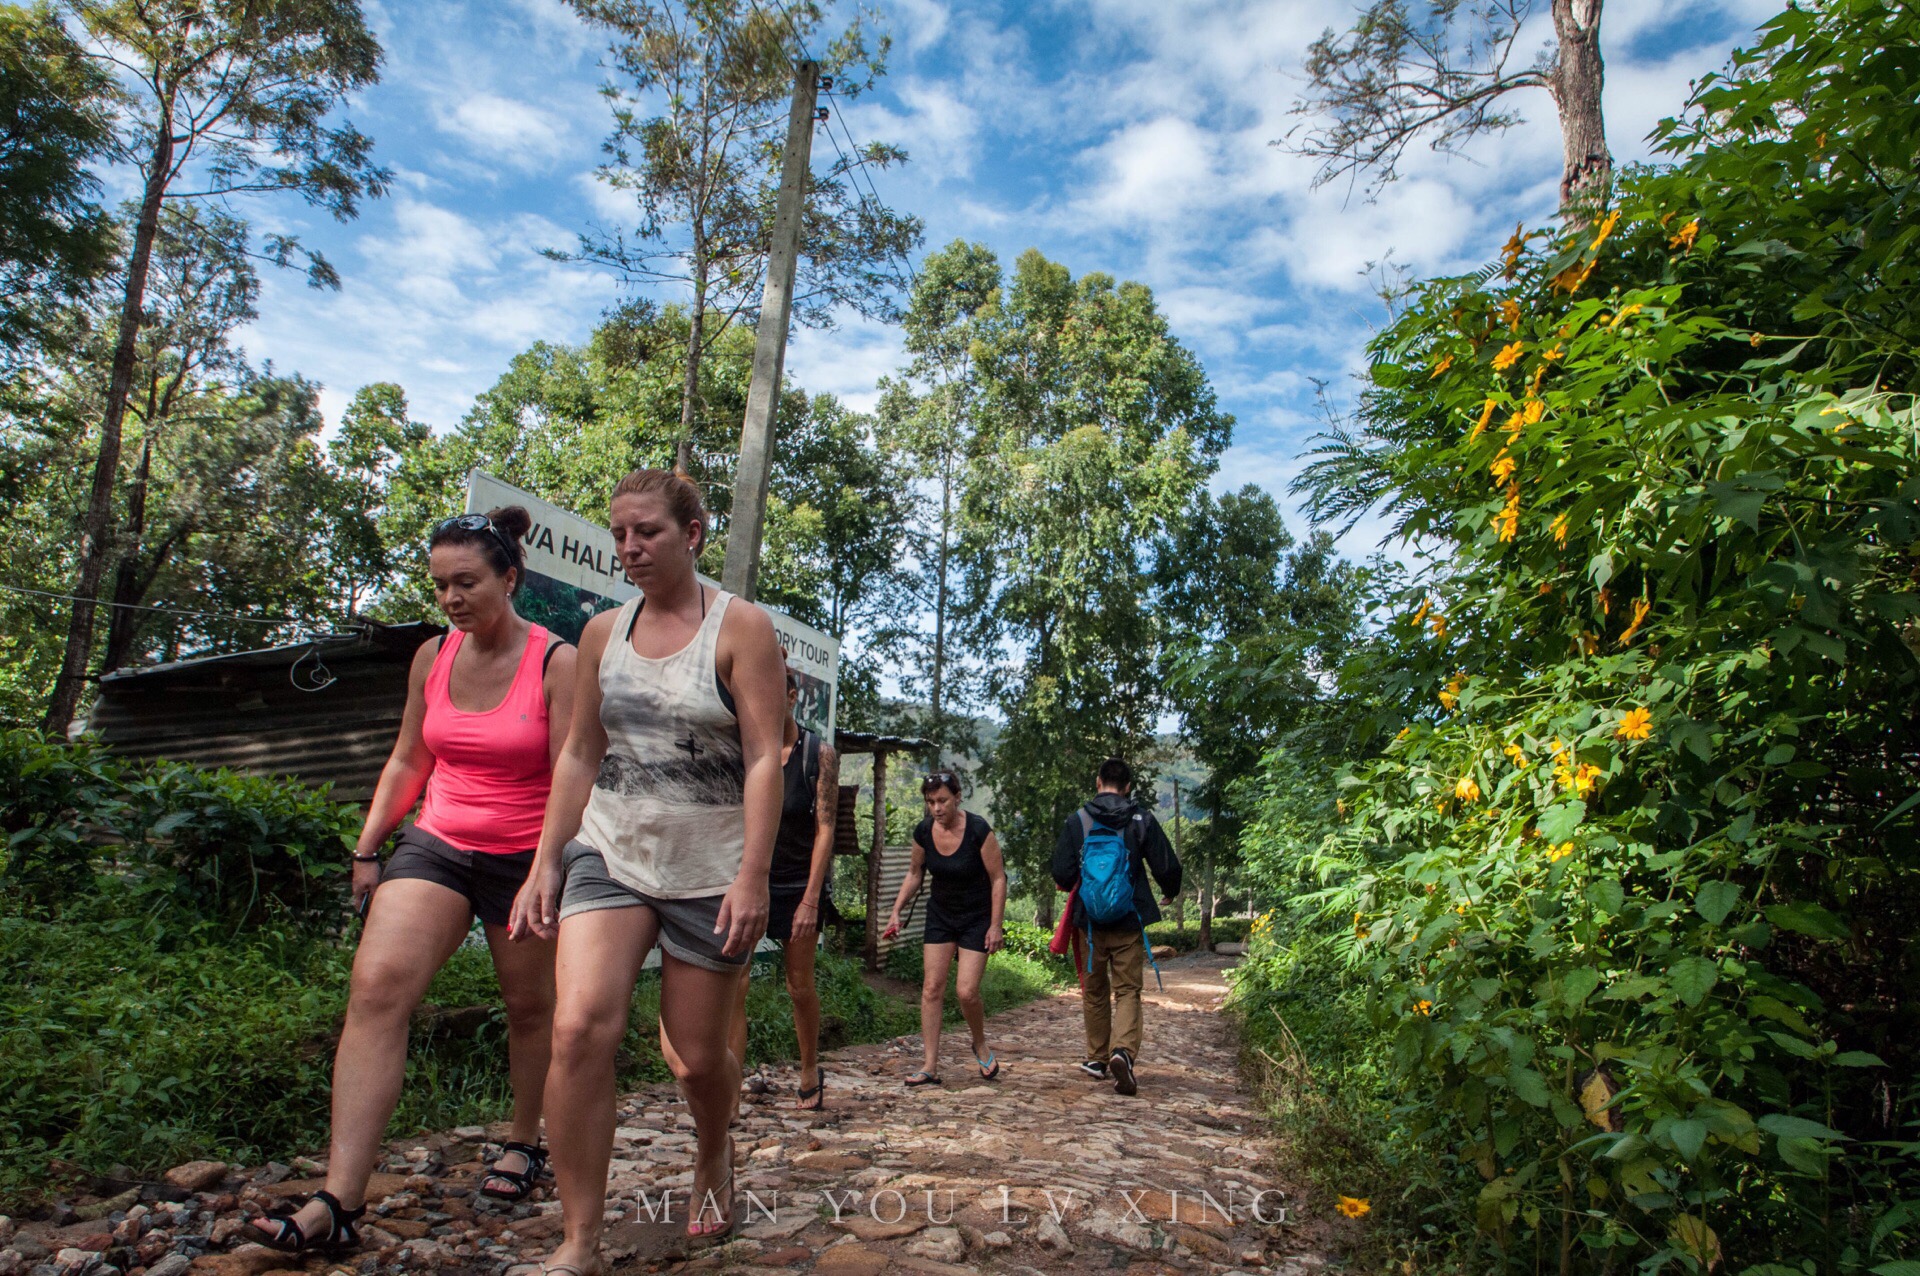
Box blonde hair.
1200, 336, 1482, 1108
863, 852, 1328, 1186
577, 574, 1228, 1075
611, 467, 708, 551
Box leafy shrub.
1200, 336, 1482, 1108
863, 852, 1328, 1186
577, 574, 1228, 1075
1235, 4, 1920, 1272
0, 729, 357, 931
0, 730, 130, 907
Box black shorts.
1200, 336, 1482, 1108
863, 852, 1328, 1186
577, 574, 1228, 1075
765, 883, 840, 944
380, 824, 535, 927
923, 906, 991, 953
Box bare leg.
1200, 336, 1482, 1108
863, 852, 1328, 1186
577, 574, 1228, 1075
785, 940, 823, 1101
539, 907, 658, 1274
481, 920, 557, 1189
955, 948, 990, 1061
258, 879, 472, 1239
919, 943, 957, 1076
659, 955, 747, 1235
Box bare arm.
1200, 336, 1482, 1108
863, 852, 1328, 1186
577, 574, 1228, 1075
715, 596, 787, 955
887, 840, 926, 928
354, 638, 440, 857
542, 640, 578, 767
981, 831, 1009, 951
511, 614, 612, 940
791, 742, 840, 942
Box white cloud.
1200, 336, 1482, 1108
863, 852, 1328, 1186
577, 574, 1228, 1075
435, 93, 570, 172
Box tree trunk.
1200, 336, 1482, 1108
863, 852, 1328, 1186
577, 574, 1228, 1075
102, 436, 154, 673
43, 131, 172, 736
929, 449, 952, 742
1549, 0, 1610, 213
1198, 847, 1214, 953
677, 251, 708, 475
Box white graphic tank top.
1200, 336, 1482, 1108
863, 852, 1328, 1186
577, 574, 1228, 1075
576, 591, 745, 898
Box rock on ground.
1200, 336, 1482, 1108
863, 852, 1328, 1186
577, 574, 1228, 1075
10, 953, 1341, 1274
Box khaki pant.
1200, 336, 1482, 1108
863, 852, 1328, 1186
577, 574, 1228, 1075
1081, 925, 1146, 1061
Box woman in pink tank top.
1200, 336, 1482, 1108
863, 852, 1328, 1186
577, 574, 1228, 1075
243, 506, 577, 1259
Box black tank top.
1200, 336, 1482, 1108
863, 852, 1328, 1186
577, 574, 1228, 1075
914, 811, 993, 919
768, 730, 818, 890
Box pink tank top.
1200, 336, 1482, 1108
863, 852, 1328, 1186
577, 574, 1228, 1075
415, 625, 554, 854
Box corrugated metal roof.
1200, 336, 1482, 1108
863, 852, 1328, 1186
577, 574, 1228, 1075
834, 731, 935, 756
865, 842, 926, 960
90, 623, 442, 803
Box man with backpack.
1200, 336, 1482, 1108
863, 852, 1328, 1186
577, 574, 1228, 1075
1051, 757, 1182, 1096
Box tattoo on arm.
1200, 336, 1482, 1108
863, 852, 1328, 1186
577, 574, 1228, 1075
816, 745, 840, 839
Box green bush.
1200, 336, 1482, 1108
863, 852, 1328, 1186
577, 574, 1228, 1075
0, 730, 357, 931
1233, 5, 1920, 1272
882, 917, 1074, 1019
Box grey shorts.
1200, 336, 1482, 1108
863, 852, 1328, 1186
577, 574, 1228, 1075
557, 840, 749, 972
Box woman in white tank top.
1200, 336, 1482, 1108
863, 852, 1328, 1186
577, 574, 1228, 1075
509, 468, 788, 1269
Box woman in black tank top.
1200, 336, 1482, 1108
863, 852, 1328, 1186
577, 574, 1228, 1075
717, 667, 840, 1109
881, 770, 1008, 1086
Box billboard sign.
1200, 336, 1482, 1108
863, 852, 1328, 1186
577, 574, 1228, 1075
465, 471, 839, 736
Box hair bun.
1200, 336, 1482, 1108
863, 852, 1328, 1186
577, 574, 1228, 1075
488, 505, 533, 542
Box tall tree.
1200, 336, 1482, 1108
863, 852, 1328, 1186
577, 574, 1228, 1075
42, 0, 387, 735
556, 0, 920, 473
875, 239, 999, 751
323, 382, 430, 622
0, 3, 117, 368
967, 249, 1233, 905
1280, 0, 1610, 211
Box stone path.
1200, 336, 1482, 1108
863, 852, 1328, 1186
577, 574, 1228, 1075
0, 953, 1337, 1276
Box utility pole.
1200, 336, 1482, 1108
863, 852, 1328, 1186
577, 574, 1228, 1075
722, 59, 818, 602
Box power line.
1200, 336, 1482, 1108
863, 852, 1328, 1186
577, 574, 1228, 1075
0, 582, 320, 629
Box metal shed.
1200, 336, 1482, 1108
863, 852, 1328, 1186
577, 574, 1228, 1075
833, 730, 936, 970
89, 621, 444, 803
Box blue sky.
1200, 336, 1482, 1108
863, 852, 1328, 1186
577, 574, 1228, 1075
239, 0, 1780, 560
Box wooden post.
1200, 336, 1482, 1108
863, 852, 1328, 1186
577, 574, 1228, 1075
863, 748, 889, 970
722, 59, 818, 602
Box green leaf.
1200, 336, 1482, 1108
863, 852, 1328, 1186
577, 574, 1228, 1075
1536, 801, 1586, 843
1693, 880, 1741, 925
1758, 1114, 1848, 1141
1832, 1051, 1886, 1067
1764, 902, 1850, 941
1508, 1066, 1551, 1108
1668, 1118, 1708, 1161
1586, 878, 1624, 916
1705, 478, 1769, 531
1669, 956, 1719, 1007
1870, 1263, 1920, 1276
1559, 967, 1601, 1007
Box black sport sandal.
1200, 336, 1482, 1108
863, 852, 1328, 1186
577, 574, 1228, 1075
242, 1189, 364, 1256
480, 1140, 550, 1203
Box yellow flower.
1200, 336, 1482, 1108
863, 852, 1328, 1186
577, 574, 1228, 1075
1589, 209, 1621, 251
1750, 331, 1765, 348
1430, 354, 1454, 378
1430, 611, 1448, 639
1542, 343, 1565, 361
1439, 672, 1465, 711
1618, 597, 1652, 648
1504, 742, 1529, 769
1492, 485, 1522, 542
1455, 775, 1481, 802
1410, 598, 1431, 628
1606, 303, 1643, 330
1490, 453, 1517, 483
1599, 586, 1613, 616
1337, 1196, 1372, 1219
1669, 218, 1700, 251
1548, 842, 1574, 862
1551, 511, 1571, 546
1552, 259, 1597, 296
1524, 398, 1545, 425
1616, 707, 1653, 741
1492, 342, 1525, 372
1455, 902, 1469, 914
1574, 762, 1603, 795
1502, 408, 1526, 439
1501, 223, 1526, 277
1500, 298, 1522, 331
1469, 398, 1498, 442
1551, 739, 1569, 764
1414, 999, 1433, 1016
1578, 630, 1599, 656
1527, 363, 1549, 395
1554, 764, 1576, 789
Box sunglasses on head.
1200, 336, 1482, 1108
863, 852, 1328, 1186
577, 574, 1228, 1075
431, 513, 514, 561
925, 771, 960, 788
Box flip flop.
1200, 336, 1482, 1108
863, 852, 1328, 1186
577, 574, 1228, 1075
905, 1070, 942, 1087
687, 1136, 737, 1242
795, 1067, 827, 1110
973, 1049, 1000, 1080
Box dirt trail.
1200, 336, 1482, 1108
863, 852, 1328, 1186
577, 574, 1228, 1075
0, 953, 1336, 1276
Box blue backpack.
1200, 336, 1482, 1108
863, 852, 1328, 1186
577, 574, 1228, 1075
1077, 809, 1163, 989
